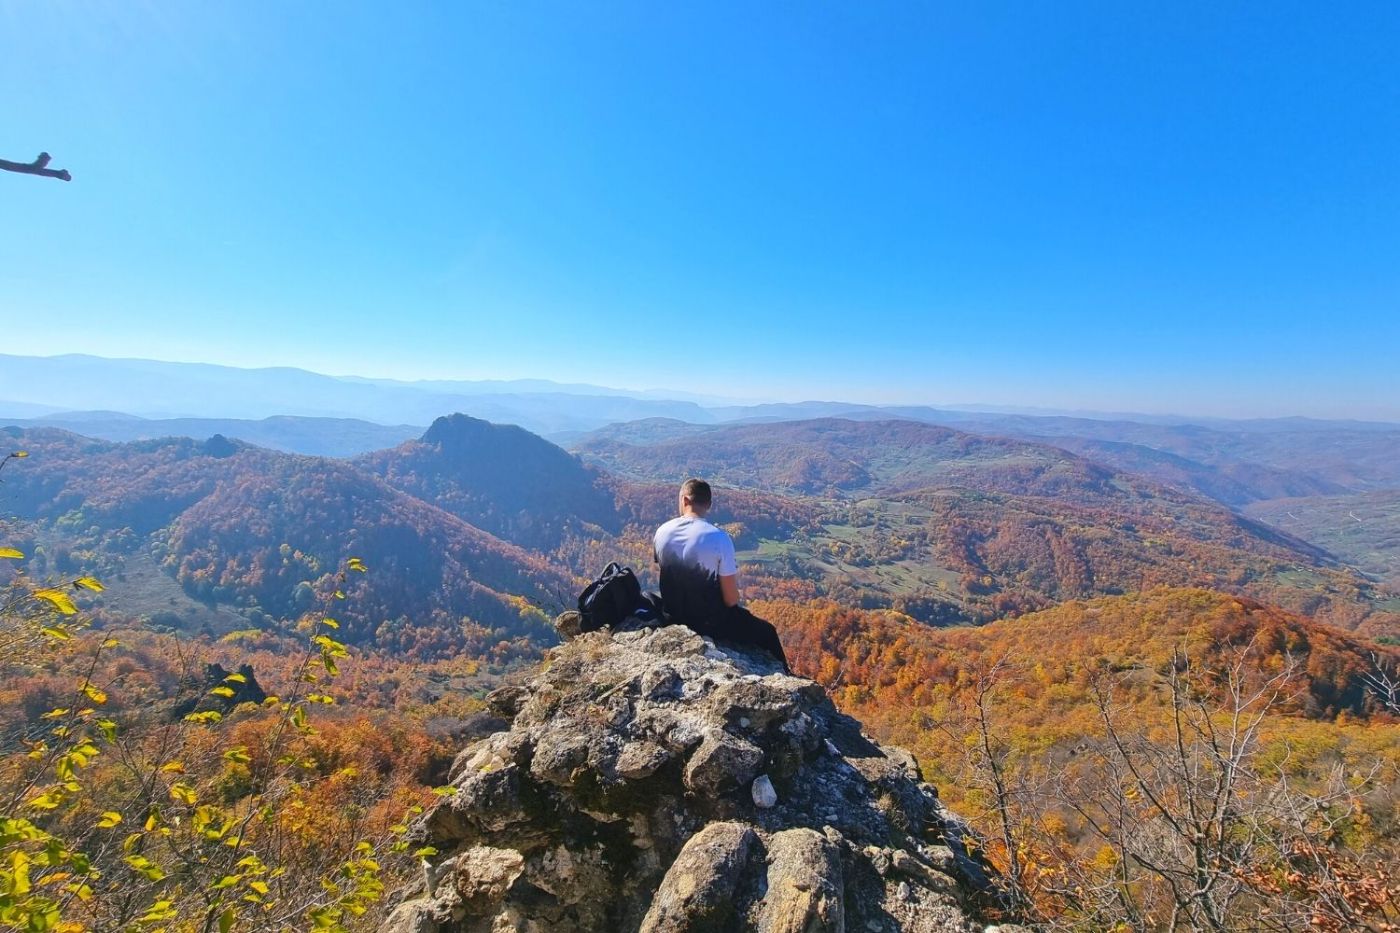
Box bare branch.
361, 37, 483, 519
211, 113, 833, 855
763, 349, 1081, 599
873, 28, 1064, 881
1, 151, 72, 182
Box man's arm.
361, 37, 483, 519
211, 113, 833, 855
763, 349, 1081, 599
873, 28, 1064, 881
719, 573, 740, 608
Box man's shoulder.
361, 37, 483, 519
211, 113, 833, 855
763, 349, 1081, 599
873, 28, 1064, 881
655, 516, 687, 537
694, 520, 734, 548
654, 516, 730, 544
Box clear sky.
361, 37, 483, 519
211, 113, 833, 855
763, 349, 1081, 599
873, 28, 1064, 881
3, 1, 1398, 418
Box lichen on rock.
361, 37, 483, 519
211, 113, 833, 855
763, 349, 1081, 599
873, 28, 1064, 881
387, 621, 996, 932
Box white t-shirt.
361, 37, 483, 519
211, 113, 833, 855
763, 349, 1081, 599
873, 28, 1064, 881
653, 516, 737, 626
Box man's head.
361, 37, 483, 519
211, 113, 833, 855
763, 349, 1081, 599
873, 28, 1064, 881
679, 478, 712, 517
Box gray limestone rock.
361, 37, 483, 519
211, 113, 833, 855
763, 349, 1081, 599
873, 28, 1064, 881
756, 828, 844, 932
684, 730, 765, 794
392, 617, 997, 932
640, 821, 757, 932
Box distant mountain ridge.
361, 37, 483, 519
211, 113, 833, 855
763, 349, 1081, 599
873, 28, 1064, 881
0, 354, 718, 433
8, 352, 1398, 439
2, 412, 424, 458
6, 353, 1400, 639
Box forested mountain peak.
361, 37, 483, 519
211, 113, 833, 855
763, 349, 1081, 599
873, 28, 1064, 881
358, 413, 621, 551
420, 412, 531, 450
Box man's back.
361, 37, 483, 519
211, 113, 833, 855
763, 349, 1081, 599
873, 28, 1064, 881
653, 515, 736, 627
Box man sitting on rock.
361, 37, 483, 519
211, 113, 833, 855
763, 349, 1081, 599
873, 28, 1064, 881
654, 478, 791, 673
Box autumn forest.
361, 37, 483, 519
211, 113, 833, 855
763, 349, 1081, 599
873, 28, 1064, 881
2, 411, 1397, 931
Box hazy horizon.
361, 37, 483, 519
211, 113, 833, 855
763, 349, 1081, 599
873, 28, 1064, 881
3, 351, 1397, 426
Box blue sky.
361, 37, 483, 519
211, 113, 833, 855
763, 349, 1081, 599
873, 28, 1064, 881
3, 1, 1398, 418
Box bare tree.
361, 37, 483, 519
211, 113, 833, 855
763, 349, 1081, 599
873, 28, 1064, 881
1363, 650, 1400, 715
1, 151, 71, 181
1046, 642, 1399, 931
932, 653, 1047, 920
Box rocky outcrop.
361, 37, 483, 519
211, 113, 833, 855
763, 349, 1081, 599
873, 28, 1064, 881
388, 622, 998, 932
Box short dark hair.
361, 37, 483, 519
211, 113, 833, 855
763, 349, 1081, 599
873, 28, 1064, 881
680, 478, 712, 508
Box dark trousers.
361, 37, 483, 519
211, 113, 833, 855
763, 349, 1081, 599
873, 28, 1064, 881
690, 605, 791, 674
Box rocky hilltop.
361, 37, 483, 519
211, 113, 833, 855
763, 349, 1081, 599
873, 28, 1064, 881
388, 622, 1006, 932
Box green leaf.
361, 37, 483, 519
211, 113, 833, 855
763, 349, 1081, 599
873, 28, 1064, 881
219, 908, 236, 933
137, 898, 177, 920
124, 855, 168, 882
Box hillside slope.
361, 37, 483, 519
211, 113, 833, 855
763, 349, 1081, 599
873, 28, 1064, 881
0, 427, 572, 658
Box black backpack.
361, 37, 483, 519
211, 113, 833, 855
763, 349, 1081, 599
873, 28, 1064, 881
577, 562, 645, 632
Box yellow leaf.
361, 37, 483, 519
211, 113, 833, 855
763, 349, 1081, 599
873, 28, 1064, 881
12, 450, 28, 458
12, 851, 31, 895
169, 782, 198, 805
347, 557, 367, 573
160, 760, 186, 774
27, 789, 63, 810
82, 684, 108, 706
210, 686, 236, 698
35, 588, 78, 615
0, 547, 24, 559
97, 811, 123, 828
74, 577, 105, 592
